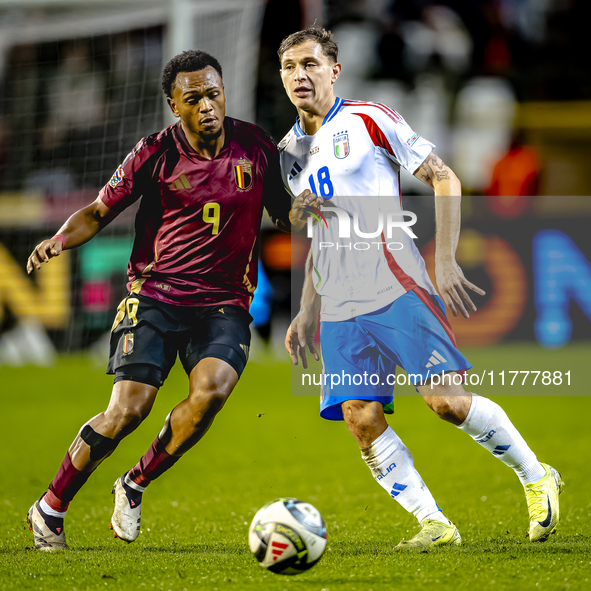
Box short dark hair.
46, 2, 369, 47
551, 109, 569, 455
278, 25, 339, 64
161, 50, 223, 98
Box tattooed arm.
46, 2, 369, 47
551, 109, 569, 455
413, 150, 485, 317
413, 150, 461, 197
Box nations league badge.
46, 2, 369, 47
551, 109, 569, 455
407, 132, 420, 147
333, 132, 350, 159
108, 165, 124, 188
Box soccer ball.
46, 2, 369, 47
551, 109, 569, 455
248, 498, 328, 575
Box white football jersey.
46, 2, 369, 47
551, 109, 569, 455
280, 97, 439, 321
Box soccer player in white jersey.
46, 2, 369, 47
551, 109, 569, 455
278, 25, 563, 549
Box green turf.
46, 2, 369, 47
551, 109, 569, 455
1, 343, 590, 591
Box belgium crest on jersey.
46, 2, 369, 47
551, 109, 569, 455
123, 332, 134, 355
333, 131, 350, 159
234, 159, 253, 190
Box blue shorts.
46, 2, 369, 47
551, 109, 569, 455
319, 288, 471, 421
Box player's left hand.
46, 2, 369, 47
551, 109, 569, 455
435, 260, 486, 318
289, 189, 324, 231
285, 307, 320, 369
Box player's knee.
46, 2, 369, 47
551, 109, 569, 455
108, 377, 158, 435
426, 396, 466, 425
188, 384, 231, 416
427, 397, 453, 420
342, 400, 381, 436
119, 405, 149, 429
202, 388, 230, 413
104, 404, 148, 436
189, 367, 234, 413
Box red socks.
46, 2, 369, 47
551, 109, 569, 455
45, 453, 91, 512
127, 438, 180, 488
44, 437, 180, 511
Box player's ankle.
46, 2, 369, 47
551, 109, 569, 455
422, 511, 450, 526
516, 460, 546, 486
123, 472, 147, 499
41, 492, 68, 516
38, 498, 66, 535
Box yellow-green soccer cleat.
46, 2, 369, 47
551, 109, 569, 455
524, 463, 564, 542
396, 519, 461, 550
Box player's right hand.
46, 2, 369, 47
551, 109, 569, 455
285, 308, 320, 369
289, 189, 324, 231
294, 189, 324, 210
27, 239, 63, 274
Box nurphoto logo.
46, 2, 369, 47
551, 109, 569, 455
306, 207, 418, 251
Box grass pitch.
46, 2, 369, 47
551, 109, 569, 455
1, 343, 590, 591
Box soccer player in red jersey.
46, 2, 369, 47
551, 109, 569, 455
25, 50, 317, 551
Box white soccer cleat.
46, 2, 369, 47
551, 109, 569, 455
27, 499, 69, 552
111, 475, 142, 543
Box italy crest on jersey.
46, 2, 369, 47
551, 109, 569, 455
234, 160, 253, 190
333, 132, 350, 159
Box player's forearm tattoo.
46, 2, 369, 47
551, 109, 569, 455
430, 153, 448, 171
416, 161, 431, 184
415, 152, 453, 186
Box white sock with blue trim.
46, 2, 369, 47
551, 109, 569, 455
361, 426, 450, 525
457, 393, 545, 485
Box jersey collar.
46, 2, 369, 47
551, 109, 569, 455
293, 96, 344, 137
175, 118, 234, 159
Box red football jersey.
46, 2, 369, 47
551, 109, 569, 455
99, 118, 291, 309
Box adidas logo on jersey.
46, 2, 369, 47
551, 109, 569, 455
168, 174, 191, 191
288, 161, 302, 180
425, 349, 448, 368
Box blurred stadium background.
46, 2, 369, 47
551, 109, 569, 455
0, 0, 590, 364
